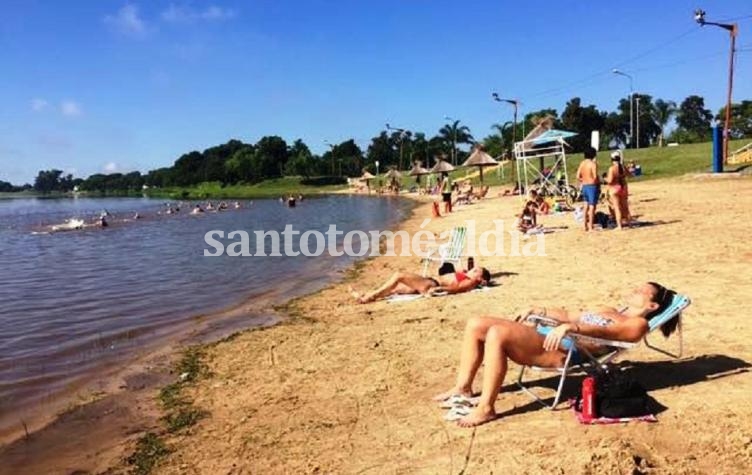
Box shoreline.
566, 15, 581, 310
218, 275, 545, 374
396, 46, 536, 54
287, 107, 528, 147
0, 192, 420, 473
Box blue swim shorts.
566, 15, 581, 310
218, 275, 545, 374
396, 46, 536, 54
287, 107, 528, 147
581, 184, 600, 205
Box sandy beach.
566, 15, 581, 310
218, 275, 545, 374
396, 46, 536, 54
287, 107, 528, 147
124, 175, 749, 474
6, 176, 752, 474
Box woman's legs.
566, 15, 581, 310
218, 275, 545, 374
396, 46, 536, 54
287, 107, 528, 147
457, 321, 566, 427
610, 191, 623, 230
352, 272, 437, 303
433, 316, 508, 401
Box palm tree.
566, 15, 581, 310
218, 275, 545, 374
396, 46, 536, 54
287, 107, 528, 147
439, 120, 474, 165
653, 99, 677, 147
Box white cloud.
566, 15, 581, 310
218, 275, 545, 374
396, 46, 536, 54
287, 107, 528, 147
104, 162, 119, 173
60, 100, 83, 117
104, 4, 148, 36
161, 4, 236, 23
31, 98, 49, 112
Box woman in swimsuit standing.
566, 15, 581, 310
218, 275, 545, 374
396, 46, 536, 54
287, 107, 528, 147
434, 282, 681, 427
606, 151, 628, 229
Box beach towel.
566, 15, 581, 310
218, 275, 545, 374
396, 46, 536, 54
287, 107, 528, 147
572, 404, 657, 425
385, 285, 496, 303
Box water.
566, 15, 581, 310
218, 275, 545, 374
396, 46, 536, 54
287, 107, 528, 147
0, 195, 409, 441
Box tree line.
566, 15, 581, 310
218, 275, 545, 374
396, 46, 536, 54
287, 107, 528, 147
23, 95, 752, 194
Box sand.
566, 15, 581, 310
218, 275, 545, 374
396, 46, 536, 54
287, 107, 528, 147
49, 177, 752, 473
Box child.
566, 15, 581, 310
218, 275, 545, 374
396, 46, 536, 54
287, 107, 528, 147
518, 200, 538, 233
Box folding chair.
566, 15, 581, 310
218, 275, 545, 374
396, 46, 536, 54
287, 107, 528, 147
516, 294, 691, 409
420, 226, 467, 276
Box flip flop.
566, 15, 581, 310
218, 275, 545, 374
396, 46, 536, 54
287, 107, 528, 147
443, 406, 472, 422
438, 394, 480, 409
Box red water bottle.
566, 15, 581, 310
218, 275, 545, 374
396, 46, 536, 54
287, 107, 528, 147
582, 376, 596, 419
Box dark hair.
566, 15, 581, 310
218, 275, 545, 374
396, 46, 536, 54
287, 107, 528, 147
584, 146, 597, 159
647, 282, 679, 337
438, 262, 455, 276
481, 268, 491, 284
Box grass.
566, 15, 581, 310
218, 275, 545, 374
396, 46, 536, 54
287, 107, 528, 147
148, 176, 348, 200
124, 347, 209, 474
126, 432, 172, 475
449, 138, 752, 188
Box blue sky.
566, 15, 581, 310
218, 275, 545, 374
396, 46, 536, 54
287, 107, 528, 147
1, 0, 750, 184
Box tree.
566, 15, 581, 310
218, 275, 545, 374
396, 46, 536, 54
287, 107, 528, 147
438, 120, 473, 165
716, 100, 752, 139
33, 169, 64, 193
224, 146, 256, 183
675, 95, 713, 143
560, 98, 604, 152
653, 99, 677, 147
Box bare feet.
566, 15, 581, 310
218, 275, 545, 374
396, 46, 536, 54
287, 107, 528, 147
348, 286, 368, 304
432, 386, 473, 402
457, 405, 497, 427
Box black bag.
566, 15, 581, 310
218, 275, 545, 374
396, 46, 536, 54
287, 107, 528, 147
595, 368, 651, 418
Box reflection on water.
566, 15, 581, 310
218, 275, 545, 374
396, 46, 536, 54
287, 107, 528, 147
0, 195, 409, 439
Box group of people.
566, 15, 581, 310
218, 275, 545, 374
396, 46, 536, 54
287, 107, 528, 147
576, 147, 633, 231
281, 194, 304, 207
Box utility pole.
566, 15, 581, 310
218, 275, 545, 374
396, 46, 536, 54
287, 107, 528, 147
695, 9, 738, 164
635, 95, 641, 149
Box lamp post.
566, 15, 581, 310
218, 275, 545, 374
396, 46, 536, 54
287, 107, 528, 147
385, 123, 407, 170
695, 9, 738, 164
612, 69, 635, 148
492, 93, 521, 181
635, 95, 641, 149
324, 140, 335, 176
442, 116, 458, 165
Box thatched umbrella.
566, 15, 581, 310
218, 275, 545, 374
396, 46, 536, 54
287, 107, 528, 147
385, 168, 402, 191
360, 170, 375, 192
408, 162, 430, 177
430, 158, 455, 174
462, 146, 498, 185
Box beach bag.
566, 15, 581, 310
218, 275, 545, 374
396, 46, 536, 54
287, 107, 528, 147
594, 368, 651, 418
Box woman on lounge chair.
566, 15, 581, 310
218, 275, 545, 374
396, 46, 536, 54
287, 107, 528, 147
434, 282, 680, 427
350, 265, 491, 304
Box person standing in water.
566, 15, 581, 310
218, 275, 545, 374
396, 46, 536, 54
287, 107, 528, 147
576, 147, 599, 232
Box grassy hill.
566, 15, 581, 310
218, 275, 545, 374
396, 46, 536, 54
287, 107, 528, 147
147, 176, 349, 200
447, 138, 752, 188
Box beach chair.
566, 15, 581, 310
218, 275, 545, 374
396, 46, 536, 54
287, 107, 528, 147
516, 293, 691, 409
421, 226, 467, 276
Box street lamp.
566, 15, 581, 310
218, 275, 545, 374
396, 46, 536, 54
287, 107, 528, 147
375, 160, 380, 177
492, 93, 522, 180
612, 69, 635, 148
443, 116, 459, 165
385, 123, 407, 170
695, 9, 739, 164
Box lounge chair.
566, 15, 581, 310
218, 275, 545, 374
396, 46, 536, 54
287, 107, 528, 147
421, 226, 467, 276
516, 293, 691, 409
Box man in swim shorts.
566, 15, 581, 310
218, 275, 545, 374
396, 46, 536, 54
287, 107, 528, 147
577, 146, 600, 231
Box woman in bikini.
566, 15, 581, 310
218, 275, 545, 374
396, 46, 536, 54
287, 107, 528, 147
350, 266, 491, 304
434, 282, 681, 427
606, 152, 629, 229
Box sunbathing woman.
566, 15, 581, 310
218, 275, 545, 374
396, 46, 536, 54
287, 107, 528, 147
434, 282, 680, 427
350, 266, 491, 304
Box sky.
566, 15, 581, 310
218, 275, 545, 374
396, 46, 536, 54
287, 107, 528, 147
1, 0, 751, 184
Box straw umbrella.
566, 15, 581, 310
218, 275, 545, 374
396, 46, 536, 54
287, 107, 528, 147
462, 146, 498, 185
360, 170, 375, 192
385, 168, 402, 192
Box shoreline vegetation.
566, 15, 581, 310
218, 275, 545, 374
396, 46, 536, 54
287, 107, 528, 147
2, 139, 750, 201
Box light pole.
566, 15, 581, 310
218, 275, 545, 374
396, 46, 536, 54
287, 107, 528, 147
385, 123, 407, 170
492, 93, 521, 180
612, 69, 635, 148
443, 116, 458, 165
635, 95, 641, 149
695, 9, 738, 164
324, 140, 336, 176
